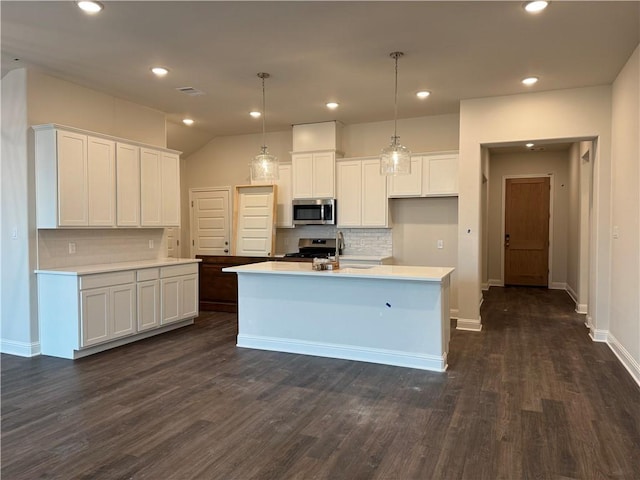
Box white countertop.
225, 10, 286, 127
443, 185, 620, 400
223, 261, 453, 282
35, 258, 200, 276
339, 255, 392, 262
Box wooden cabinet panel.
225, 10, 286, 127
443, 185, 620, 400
111, 283, 136, 338
137, 280, 160, 331
81, 287, 110, 347
312, 151, 335, 198
116, 143, 140, 227
87, 136, 116, 226
292, 153, 313, 199
57, 130, 88, 226
140, 148, 162, 226
361, 159, 388, 227
387, 157, 422, 197
161, 152, 180, 226
337, 158, 388, 228
337, 160, 362, 227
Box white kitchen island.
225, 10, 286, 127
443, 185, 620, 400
223, 261, 454, 372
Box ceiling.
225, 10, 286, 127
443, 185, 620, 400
2, 1, 639, 156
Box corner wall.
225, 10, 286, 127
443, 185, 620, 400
459, 85, 612, 332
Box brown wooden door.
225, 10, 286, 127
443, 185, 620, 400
504, 177, 550, 286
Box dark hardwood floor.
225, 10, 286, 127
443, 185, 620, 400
2, 287, 639, 479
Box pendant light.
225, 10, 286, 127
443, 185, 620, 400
380, 52, 411, 175
250, 72, 279, 182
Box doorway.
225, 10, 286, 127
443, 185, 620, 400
503, 176, 551, 286
189, 187, 232, 257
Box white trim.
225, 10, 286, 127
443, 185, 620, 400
189, 186, 232, 258
589, 328, 608, 342
501, 173, 554, 287
565, 284, 589, 314
549, 282, 566, 290
456, 317, 483, 332
1, 339, 41, 357
575, 303, 588, 315
450, 308, 459, 319
566, 283, 578, 303
481, 282, 489, 291
237, 334, 448, 372
585, 315, 593, 329
607, 333, 640, 387
488, 278, 504, 287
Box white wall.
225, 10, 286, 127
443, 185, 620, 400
459, 85, 612, 332
0, 68, 169, 356
609, 44, 640, 383
1, 69, 38, 356
567, 143, 580, 299
487, 150, 570, 288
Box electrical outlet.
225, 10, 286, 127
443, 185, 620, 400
148, 240, 154, 249
68, 242, 76, 254
11, 228, 17, 240
437, 240, 444, 249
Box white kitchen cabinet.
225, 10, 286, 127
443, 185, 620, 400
160, 263, 198, 325
422, 153, 459, 196
116, 142, 141, 227
140, 148, 180, 227
292, 151, 337, 199
387, 152, 459, 198
37, 260, 199, 359
35, 126, 116, 228
80, 271, 136, 348
250, 163, 293, 228
137, 268, 160, 331
337, 158, 388, 228
387, 157, 422, 197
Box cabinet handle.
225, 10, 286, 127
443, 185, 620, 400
223, 249, 229, 253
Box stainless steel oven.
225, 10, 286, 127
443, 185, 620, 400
292, 198, 336, 225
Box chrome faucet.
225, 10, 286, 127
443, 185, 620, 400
336, 231, 344, 258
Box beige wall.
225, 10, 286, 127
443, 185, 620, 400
487, 150, 570, 288
567, 143, 580, 297
459, 85, 612, 332
610, 44, 640, 373
391, 197, 459, 312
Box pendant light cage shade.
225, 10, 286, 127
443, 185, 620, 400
380, 51, 411, 176
380, 136, 411, 175
250, 72, 279, 182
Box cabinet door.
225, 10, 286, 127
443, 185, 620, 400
423, 154, 459, 196
161, 152, 180, 226
81, 287, 110, 347
312, 152, 335, 198
387, 157, 422, 197
292, 153, 313, 199
111, 284, 136, 338
87, 136, 116, 226
137, 280, 160, 331
160, 277, 181, 325
140, 148, 162, 226
276, 164, 293, 228
180, 274, 199, 320
362, 159, 388, 227
116, 143, 141, 226
336, 160, 362, 227
57, 130, 88, 226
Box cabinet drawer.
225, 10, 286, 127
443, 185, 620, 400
137, 268, 159, 282
80, 271, 135, 290
160, 263, 198, 278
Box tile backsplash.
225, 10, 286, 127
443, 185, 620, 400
37, 229, 166, 269
276, 226, 392, 256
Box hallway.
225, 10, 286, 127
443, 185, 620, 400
2, 287, 639, 479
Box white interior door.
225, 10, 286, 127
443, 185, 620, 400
234, 185, 276, 257
190, 188, 231, 257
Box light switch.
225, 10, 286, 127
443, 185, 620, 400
148, 240, 154, 249
437, 240, 444, 249
11, 228, 17, 240
612, 226, 619, 239
68, 242, 76, 254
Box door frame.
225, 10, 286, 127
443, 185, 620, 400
188, 186, 232, 258
500, 173, 554, 287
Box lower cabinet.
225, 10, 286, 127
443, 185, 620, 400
37, 262, 199, 359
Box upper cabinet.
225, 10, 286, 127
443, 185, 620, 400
387, 152, 459, 198
337, 157, 389, 228
292, 151, 337, 199
34, 124, 181, 229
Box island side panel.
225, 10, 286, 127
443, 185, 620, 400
234, 272, 449, 371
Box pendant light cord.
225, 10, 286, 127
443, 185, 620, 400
393, 54, 398, 140
261, 75, 266, 151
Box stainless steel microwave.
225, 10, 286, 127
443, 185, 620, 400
292, 199, 336, 225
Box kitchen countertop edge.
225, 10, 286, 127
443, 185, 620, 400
35, 258, 201, 276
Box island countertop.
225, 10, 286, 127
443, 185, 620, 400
223, 261, 454, 282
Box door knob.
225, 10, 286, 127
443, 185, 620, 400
224, 249, 229, 253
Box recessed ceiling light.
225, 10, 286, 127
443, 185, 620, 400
523, 1, 549, 13
522, 76, 539, 86
526, 143, 535, 148
326, 102, 339, 110
151, 67, 169, 77
182, 118, 194, 126
250, 111, 261, 118
416, 91, 431, 99
77, 1, 103, 13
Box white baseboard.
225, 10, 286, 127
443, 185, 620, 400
549, 282, 566, 290
607, 332, 640, 387
456, 317, 482, 332
488, 279, 504, 288
450, 308, 459, 319
589, 328, 608, 342
1, 339, 41, 357
565, 284, 578, 302
575, 304, 588, 314
237, 334, 448, 372
481, 282, 489, 291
